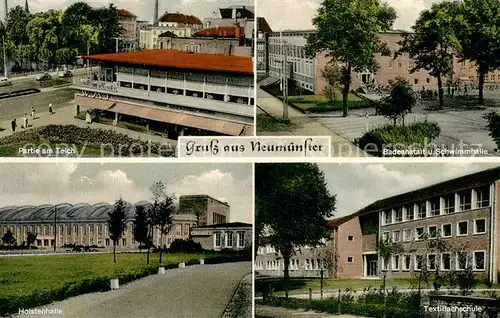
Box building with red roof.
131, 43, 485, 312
72, 49, 254, 138
158, 12, 202, 27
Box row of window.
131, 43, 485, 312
255, 258, 328, 271
382, 186, 489, 226
382, 251, 486, 272
213, 231, 246, 248
382, 218, 487, 242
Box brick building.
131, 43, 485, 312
255, 166, 500, 283
117, 9, 138, 51
191, 222, 252, 251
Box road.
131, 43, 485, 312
12, 262, 251, 318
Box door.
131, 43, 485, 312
369, 260, 378, 276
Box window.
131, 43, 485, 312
457, 252, 468, 270
403, 229, 412, 242
392, 255, 400, 270
444, 195, 455, 214
459, 190, 472, 211
457, 221, 468, 236
426, 78, 430, 83
417, 202, 427, 219
430, 198, 440, 216
428, 226, 437, 239
226, 232, 233, 247
214, 232, 222, 247
237, 232, 245, 247
403, 255, 411, 271
395, 208, 403, 222
473, 251, 485, 270
384, 210, 392, 225
414, 255, 423, 270
405, 205, 414, 221
122, 239, 126, 246
442, 224, 452, 237
382, 231, 390, 241
382, 258, 389, 270
414, 78, 419, 85
348, 235, 354, 241
441, 253, 451, 270
476, 186, 490, 208
105, 239, 110, 246
393, 230, 400, 242
474, 219, 486, 234
397, 62, 403, 69
415, 227, 424, 241
428, 254, 437, 271
347, 256, 354, 263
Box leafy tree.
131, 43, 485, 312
321, 63, 344, 102
26, 231, 37, 248
398, 1, 459, 108
455, 0, 500, 105
26, 11, 61, 67
2, 229, 16, 245
133, 205, 151, 255
79, 24, 99, 56
255, 163, 336, 298
93, 4, 123, 53
108, 198, 127, 263
377, 76, 416, 125
150, 181, 176, 264
377, 237, 403, 293
483, 111, 500, 150
6, 6, 31, 46
305, 0, 396, 117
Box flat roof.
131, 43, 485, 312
84, 50, 253, 75
194, 222, 252, 229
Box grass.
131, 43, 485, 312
288, 94, 369, 113
0, 252, 220, 298
256, 113, 295, 133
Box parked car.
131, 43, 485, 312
0, 77, 12, 86
35, 73, 52, 81
58, 70, 72, 78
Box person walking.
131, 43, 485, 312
23, 113, 28, 128
85, 110, 92, 124
11, 119, 17, 132
31, 106, 36, 119
48, 103, 53, 115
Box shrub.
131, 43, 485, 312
169, 239, 203, 253
483, 111, 500, 150
358, 121, 441, 156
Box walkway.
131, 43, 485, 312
256, 305, 367, 318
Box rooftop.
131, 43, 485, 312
84, 50, 253, 75
193, 26, 243, 38
158, 12, 202, 25
257, 17, 272, 33
179, 195, 230, 207
193, 222, 252, 229
118, 9, 136, 18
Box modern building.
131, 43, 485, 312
191, 222, 252, 251
178, 195, 230, 226
117, 9, 138, 51
259, 29, 500, 95
0, 195, 230, 250
256, 18, 272, 76
255, 166, 500, 283
73, 49, 254, 138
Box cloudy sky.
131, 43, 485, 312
258, 0, 447, 32
317, 162, 500, 218
0, 163, 253, 223
2, 0, 252, 22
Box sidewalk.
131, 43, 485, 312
0, 103, 176, 145
257, 88, 369, 157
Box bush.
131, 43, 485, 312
169, 239, 203, 253
358, 121, 441, 156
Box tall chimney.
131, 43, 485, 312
153, 0, 159, 26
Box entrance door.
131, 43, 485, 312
368, 260, 378, 276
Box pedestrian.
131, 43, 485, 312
23, 113, 28, 128
85, 110, 92, 124
11, 119, 16, 132
48, 103, 53, 115
31, 106, 35, 119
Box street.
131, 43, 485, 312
12, 262, 251, 318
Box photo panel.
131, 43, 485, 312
256, 0, 500, 158
255, 162, 500, 316
0, 0, 255, 158
0, 162, 253, 318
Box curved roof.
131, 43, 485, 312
118, 9, 136, 18
0, 202, 153, 222
158, 12, 202, 25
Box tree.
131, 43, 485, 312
26, 231, 37, 248
321, 63, 344, 102
108, 198, 127, 263
26, 11, 61, 67
6, 6, 31, 46
455, 0, 500, 105
2, 229, 16, 245
305, 0, 396, 117
377, 237, 403, 293
377, 76, 416, 125
255, 163, 336, 298
93, 4, 123, 53
133, 205, 151, 255
150, 181, 176, 264
78, 24, 99, 57
398, 1, 459, 109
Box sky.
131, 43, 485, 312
2, 0, 253, 22
258, 0, 447, 32
0, 163, 253, 223
317, 162, 500, 218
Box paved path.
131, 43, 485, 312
13, 262, 251, 318
256, 305, 367, 318
257, 89, 369, 157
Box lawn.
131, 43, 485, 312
0, 252, 216, 298
287, 94, 369, 113
256, 113, 295, 133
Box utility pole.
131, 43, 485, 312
53, 205, 57, 252
2, 36, 7, 78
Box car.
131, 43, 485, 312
0, 77, 12, 86
58, 70, 72, 78
36, 73, 52, 81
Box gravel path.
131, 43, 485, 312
12, 262, 251, 318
